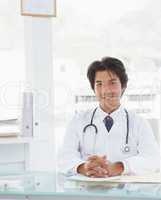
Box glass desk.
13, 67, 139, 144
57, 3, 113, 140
0, 172, 161, 199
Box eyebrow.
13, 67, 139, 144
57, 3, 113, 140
110, 78, 118, 81
95, 80, 102, 83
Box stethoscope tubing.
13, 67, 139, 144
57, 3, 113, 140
82, 107, 130, 153
83, 107, 98, 133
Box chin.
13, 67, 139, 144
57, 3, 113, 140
104, 101, 119, 107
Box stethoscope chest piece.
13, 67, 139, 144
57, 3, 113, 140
122, 145, 130, 153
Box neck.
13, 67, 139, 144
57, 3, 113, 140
100, 103, 120, 114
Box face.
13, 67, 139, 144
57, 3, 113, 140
94, 70, 125, 113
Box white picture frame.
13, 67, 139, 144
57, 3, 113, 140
21, 0, 56, 17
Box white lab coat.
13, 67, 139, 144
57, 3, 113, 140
59, 105, 160, 176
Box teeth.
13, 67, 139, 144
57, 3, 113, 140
101, 96, 119, 99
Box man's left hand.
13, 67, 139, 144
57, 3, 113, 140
88, 155, 124, 177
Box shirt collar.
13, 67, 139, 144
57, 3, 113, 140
96, 105, 124, 121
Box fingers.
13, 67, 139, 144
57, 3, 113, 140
78, 159, 110, 177
84, 155, 110, 178
87, 155, 99, 160
87, 155, 108, 169
88, 155, 106, 161
86, 166, 109, 178
85, 160, 100, 169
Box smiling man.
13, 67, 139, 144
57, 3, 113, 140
59, 57, 160, 177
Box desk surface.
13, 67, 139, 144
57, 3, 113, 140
0, 172, 161, 199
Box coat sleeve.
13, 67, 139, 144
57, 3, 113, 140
58, 114, 85, 175
121, 117, 160, 175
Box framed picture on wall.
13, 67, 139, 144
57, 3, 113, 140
21, 0, 56, 17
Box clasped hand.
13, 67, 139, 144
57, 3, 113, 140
77, 155, 124, 178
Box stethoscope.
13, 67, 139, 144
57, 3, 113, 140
82, 107, 130, 154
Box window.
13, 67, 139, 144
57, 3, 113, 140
53, 0, 161, 155
0, 0, 25, 121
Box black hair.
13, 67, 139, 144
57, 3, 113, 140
87, 57, 128, 90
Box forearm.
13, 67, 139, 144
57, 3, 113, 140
122, 155, 160, 175
59, 152, 85, 175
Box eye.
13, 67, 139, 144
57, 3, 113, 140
96, 82, 102, 86
111, 80, 118, 85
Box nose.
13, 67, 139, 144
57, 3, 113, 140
101, 83, 112, 95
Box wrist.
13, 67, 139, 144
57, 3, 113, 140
115, 162, 124, 175
77, 163, 86, 175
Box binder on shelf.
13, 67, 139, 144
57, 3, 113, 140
21, 92, 33, 137
0, 119, 20, 137
0, 119, 18, 124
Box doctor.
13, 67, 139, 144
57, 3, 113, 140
59, 57, 160, 177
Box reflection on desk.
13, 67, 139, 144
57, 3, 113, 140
0, 172, 160, 199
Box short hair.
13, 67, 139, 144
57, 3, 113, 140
87, 57, 128, 90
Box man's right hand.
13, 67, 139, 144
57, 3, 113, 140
77, 155, 108, 177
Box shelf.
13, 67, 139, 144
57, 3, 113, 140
0, 137, 48, 144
